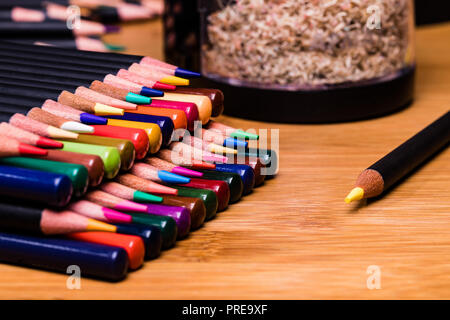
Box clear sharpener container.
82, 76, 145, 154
197, 0, 416, 123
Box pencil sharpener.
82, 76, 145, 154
196, 0, 416, 123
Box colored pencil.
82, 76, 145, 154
157, 149, 216, 170
206, 120, 259, 140
227, 155, 266, 187
115, 174, 178, 195
0, 136, 47, 157
57, 140, 121, 179
0, 84, 123, 116
101, 180, 205, 229
0, 164, 72, 206
100, 181, 163, 203
113, 223, 162, 260
172, 178, 230, 212
1, 111, 78, 139
164, 87, 224, 117
153, 92, 211, 125
0, 73, 143, 107
86, 190, 150, 212
126, 105, 187, 130
90, 80, 152, 104
160, 195, 206, 230
0, 231, 129, 281
0, 40, 200, 78
131, 163, 191, 184
0, 75, 137, 110
242, 148, 279, 178
168, 142, 228, 163
148, 157, 243, 204
103, 74, 165, 96
183, 135, 239, 155
0, 122, 62, 148
144, 157, 203, 177
68, 200, 132, 224
124, 212, 177, 249
143, 203, 191, 239
59, 134, 136, 171
88, 2, 161, 23
167, 185, 218, 221
0, 67, 161, 101
201, 128, 248, 149
41, 99, 108, 125
214, 163, 255, 195
0, 157, 89, 197
35, 149, 104, 186
128, 63, 189, 86
0, 198, 117, 234
144, 99, 198, 131
0, 20, 118, 37
11, 36, 125, 52
26, 107, 94, 133
68, 231, 144, 270
67, 231, 144, 270
0, 50, 187, 86
106, 112, 174, 147
89, 125, 149, 159
345, 111, 450, 203
101, 118, 162, 154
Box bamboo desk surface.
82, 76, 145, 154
1, 20, 449, 300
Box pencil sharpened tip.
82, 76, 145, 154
345, 187, 364, 203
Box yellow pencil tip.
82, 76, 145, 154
94, 103, 124, 116
86, 219, 117, 232
160, 76, 189, 86
209, 144, 238, 155
345, 187, 365, 203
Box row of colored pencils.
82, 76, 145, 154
0, 0, 163, 52
0, 41, 277, 281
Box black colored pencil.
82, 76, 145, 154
0, 42, 129, 69
0, 199, 116, 235
346, 111, 450, 203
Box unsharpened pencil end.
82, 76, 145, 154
94, 103, 124, 116
345, 187, 365, 203
86, 218, 117, 233
159, 76, 189, 86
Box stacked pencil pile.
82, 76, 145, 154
0, 41, 277, 281
0, 0, 163, 52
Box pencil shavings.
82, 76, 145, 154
203, 0, 412, 87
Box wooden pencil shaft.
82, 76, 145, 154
0, 52, 118, 75
0, 44, 130, 69
0, 39, 143, 65
0, 76, 78, 93
0, 68, 92, 87
0, 59, 105, 80
369, 111, 450, 191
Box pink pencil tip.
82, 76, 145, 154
114, 200, 148, 213
172, 166, 203, 178
102, 208, 132, 223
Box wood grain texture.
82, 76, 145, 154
0, 21, 449, 300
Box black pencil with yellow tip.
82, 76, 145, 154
345, 111, 450, 203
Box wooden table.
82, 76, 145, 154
1, 20, 449, 300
